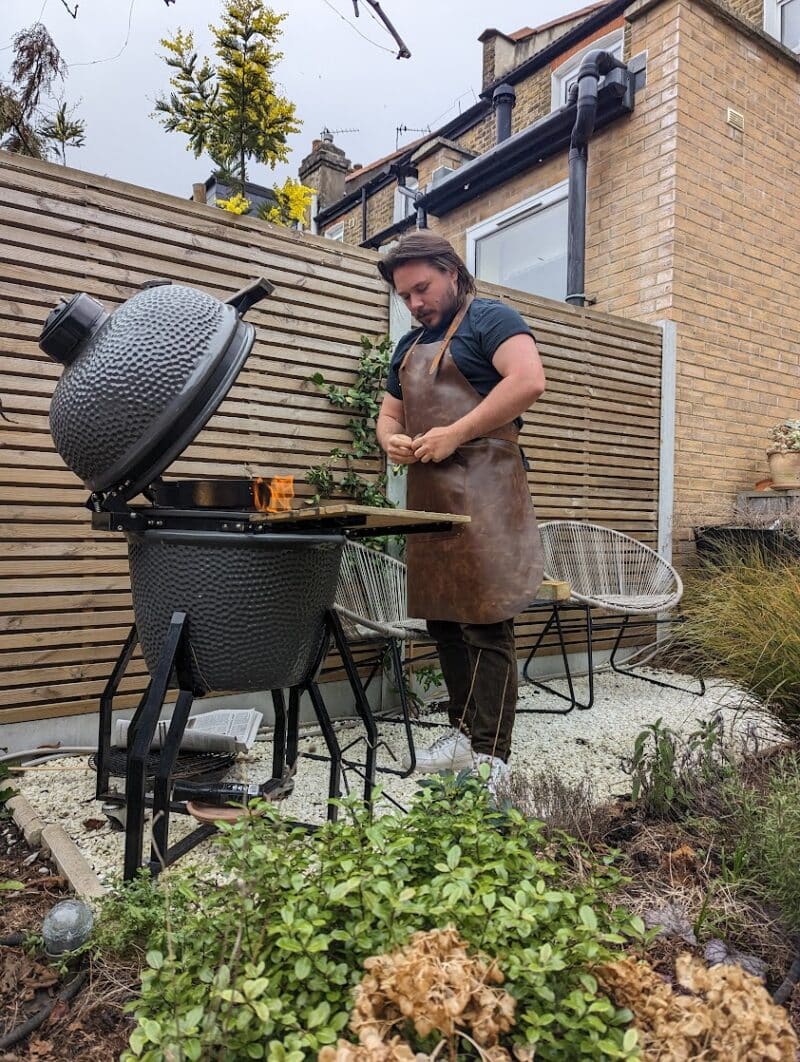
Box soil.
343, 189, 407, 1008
0, 814, 135, 1062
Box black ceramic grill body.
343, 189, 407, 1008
43, 280, 272, 503
39, 276, 347, 696
127, 530, 345, 695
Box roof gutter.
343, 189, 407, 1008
417, 70, 634, 218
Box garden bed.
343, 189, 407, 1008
10, 670, 778, 889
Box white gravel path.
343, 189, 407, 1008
13, 668, 784, 889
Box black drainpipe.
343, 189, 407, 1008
566, 49, 628, 307
492, 83, 516, 143
360, 185, 368, 243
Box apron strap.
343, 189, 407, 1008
429, 295, 473, 376
398, 295, 473, 374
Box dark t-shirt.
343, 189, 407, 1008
386, 297, 535, 412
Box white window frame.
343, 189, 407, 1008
764, 0, 800, 50
465, 179, 569, 299
428, 165, 454, 190
392, 176, 418, 223
325, 221, 345, 241
550, 28, 624, 110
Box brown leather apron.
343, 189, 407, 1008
400, 297, 544, 624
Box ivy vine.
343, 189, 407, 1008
306, 334, 397, 508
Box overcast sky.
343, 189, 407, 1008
2, 0, 582, 198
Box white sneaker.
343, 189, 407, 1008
472, 753, 510, 801
407, 727, 473, 774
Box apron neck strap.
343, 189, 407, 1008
429, 295, 473, 377
399, 294, 473, 375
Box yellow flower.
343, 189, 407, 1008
216, 192, 251, 215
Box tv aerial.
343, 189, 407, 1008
350, 0, 411, 59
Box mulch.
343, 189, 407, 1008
0, 815, 135, 1062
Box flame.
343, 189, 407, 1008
253, 475, 294, 514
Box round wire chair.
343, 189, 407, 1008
538, 521, 683, 615
328, 541, 431, 778
335, 540, 428, 642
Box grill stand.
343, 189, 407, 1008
96, 609, 377, 881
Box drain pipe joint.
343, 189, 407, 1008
566, 49, 628, 307
492, 83, 516, 144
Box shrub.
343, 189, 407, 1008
679, 551, 800, 729
623, 714, 732, 820
719, 751, 800, 932
123, 774, 642, 1060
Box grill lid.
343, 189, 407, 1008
41, 277, 273, 503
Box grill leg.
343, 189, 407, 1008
327, 609, 377, 807
123, 612, 189, 882
389, 638, 416, 775
305, 681, 341, 823
150, 688, 194, 875
271, 689, 287, 778
96, 625, 139, 800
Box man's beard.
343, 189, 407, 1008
417, 288, 460, 328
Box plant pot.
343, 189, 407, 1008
693, 526, 800, 567
767, 451, 800, 489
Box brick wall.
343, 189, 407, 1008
723, 0, 764, 30
666, 0, 800, 555
320, 181, 395, 245
427, 0, 800, 566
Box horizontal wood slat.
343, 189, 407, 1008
0, 152, 663, 723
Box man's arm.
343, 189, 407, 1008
377, 393, 417, 465
411, 334, 545, 464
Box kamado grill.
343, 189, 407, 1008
40, 275, 420, 880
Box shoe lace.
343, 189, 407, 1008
428, 728, 464, 753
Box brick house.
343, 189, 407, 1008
299, 0, 800, 564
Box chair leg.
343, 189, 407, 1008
609, 615, 706, 696
520, 604, 594, 714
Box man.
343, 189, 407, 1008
375, 231, 545, 794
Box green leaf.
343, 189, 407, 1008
446, 845, 461, 870
329, 879, 359, 902
307, 1000, 330, 1028
128, 1029, 147, 1056
146, 950, 164, 970
0, 879, 25, 891
579, 905, 598, 931
623, 1028, 639, 1052
294, 956, 311, 979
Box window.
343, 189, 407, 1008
466, 181, 568, 300
325, 221, 345, 241
429, 165, 454, 189
765, 0, 800, 50
392, 176, 418, 223
550, 28, 624, 110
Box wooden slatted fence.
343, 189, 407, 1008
0, 151, 663, 724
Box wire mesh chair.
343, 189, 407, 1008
523, 521, 704, 705
331, 541, 432, 778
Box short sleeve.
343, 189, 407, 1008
471, 301, 534, 362
385, 329, 421, 400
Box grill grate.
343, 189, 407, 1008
91, 748, 236, 782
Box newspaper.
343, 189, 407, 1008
114, 708, 262, 754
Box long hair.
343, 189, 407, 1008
377, 231, 476, 301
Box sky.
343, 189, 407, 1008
1, 0, 584, 199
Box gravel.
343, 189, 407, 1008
13, 668, 784, 889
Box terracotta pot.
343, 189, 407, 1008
767, 450, 800, 489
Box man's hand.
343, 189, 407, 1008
412, 425, 463, 464
386, 433, 418, 465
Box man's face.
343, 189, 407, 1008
392, 261, 459, 329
